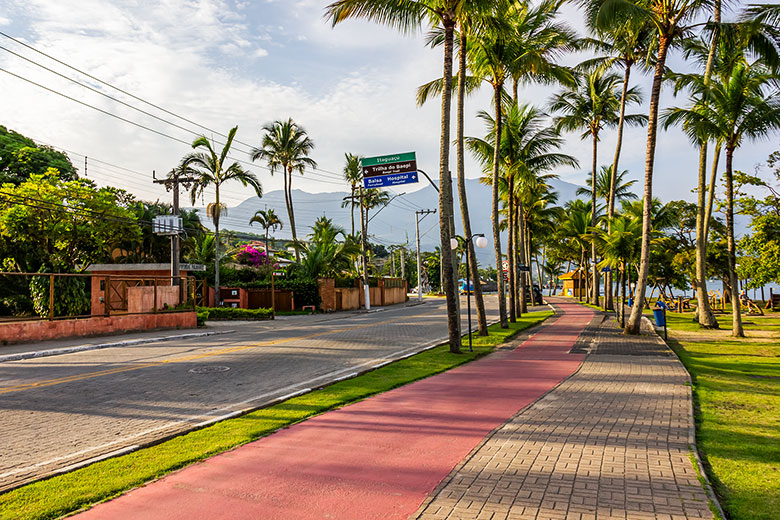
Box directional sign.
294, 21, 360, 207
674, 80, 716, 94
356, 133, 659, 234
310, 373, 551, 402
518, 265, 531, 272
361, 152, 419, 188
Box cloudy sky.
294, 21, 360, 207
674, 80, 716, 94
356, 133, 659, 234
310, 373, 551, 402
0, 0, 776, 221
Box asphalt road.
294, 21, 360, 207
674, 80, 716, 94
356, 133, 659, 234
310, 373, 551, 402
0, 296, 500, 491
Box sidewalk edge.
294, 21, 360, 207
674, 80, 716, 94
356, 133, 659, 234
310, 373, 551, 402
0, 330, 235, 363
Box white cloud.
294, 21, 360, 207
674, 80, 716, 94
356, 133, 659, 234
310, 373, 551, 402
253, 47, 269, 58
0, 16, 10, 26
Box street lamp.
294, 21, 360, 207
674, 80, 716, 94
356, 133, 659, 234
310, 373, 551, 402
451, 233, 488, 351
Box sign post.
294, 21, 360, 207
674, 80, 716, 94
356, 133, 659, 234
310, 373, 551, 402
361, 152, 420, 188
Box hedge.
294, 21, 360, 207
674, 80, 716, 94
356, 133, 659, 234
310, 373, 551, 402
196, 307, 272, 321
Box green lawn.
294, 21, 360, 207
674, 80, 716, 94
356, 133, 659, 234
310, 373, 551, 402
0, 311, 552, 520
665, 320, 780, 519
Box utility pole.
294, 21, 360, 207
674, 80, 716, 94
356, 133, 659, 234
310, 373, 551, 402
154, 168, 197, 295
415, 209, 436, 302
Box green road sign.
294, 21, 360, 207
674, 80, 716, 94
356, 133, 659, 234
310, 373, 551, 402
360, 152, 416, 168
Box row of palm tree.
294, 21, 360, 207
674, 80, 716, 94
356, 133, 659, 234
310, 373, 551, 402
326, 0, 780, 341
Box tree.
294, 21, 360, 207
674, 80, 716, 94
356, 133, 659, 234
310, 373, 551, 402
0, 171, 140, 273
250, 118, 317, 262
0, 126, 78, 184
185, 126, 262, 296
249, 208, 283, 253
326, 0, 472, 352
294, 217, 361, 279
593, 0, 713, 334
551, 67, 646, 306
341, 153, 363, 236
576, 166, 637, 207
665, 61, 780, 336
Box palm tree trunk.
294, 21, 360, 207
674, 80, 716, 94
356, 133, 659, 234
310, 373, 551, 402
508, 176, 517, 322
438, 18, 463, 350
456, 27, 487, 336
625, 34, 672, 334
214, 185, 221, 304
514, 203, 521, 312
725, 146, 744, 337
286, 166, 299, 262
704, 142, 721, 242
606, 62, 633, 311
491, 83, 508, 328
591, 132, 599, 307
350, 184, 356, 236
578, 250, 584, 302
518, 202, 527, 313
694, 0, 721, 328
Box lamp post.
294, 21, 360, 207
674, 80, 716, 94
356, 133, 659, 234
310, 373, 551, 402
451, 233, 488, 351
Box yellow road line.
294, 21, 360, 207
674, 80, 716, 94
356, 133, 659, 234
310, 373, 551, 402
0, 311, 431, 395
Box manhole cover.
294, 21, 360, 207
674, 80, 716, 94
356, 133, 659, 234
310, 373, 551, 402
188, 366, 231, 374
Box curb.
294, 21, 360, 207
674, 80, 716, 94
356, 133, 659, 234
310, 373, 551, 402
641, 315, 727, 520
0, 330, 235, 363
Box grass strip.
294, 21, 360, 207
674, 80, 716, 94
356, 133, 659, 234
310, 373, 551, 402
664, 326, 780, 519
1, 311, 552, 520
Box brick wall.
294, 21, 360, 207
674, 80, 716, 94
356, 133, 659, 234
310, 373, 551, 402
0, 312, 197, 345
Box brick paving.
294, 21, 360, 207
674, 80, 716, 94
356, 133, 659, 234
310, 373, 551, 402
0, 297, 500, 492
414, 312, 715, 520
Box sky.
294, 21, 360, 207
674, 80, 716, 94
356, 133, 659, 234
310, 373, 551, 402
0, 0, 777, 223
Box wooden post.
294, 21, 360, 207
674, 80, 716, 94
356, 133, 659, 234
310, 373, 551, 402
271, 272, 276, 320
105, 276, 110, 317
48, 274, 54, 321
153, 278, 158, 313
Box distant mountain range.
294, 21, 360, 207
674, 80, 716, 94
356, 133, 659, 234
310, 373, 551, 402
190, 176, 585, 267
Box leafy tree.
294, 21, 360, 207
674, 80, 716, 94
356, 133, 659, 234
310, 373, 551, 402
0, 171, 139, 273
0, 126, 78, 184
185, 126, 263, 294
251, 118, 316, 262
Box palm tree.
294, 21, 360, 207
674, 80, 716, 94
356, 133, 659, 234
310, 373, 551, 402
294, 217, 361, 279
663, 61, 780, 337
362, 188, 391, 243
326, 0, 478, 352
592, 213, 642, 325
250, 118, 316, 262
184, 126, 262, 295
576, 165, 637, 207
560, 202, 592, 301
341, 153, 362, 236
550, 68, 645, 306
592, 0, 712, 334
468, 102, 577, 313
249, 208, 283, 253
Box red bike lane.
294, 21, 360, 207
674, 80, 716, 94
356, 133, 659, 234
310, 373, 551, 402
76, 301, 592, 520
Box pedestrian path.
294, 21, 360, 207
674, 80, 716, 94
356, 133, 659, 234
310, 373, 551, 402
414, 314, 717, 520
74, 302, 593, 520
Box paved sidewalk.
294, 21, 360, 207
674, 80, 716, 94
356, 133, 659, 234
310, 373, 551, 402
74, 302, 592, 519
414, 314, 716, 520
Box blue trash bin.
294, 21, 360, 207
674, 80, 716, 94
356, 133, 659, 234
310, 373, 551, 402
653, 308, 666, 327
627, 298, 633, 307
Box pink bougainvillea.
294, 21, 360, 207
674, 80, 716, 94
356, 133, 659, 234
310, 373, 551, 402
235, 244, 272, 267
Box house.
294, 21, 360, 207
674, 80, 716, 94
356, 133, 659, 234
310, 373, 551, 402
559, 269, 586, 298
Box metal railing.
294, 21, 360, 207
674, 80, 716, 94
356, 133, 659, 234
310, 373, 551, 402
0, 271, 197, 323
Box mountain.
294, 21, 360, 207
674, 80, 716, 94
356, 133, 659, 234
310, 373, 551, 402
191, 176, 585, 267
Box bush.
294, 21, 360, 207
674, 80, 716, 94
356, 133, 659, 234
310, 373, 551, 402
196, 310, 210, 327
196, 306, 272, 320
28, 275, 90, 318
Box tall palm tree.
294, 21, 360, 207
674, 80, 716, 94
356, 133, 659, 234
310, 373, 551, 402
576, 165, 637, 207
249, 208, 283, 253
560, 202, 592, 301
593, 0, 713, 334
592, 213, 642, 325
550, 68, 645, 306
663, 61, 780, 337
250, 118, 316, 262
184, 126, 262, 295
326, 0, 477, 352
341, 153, 362, 236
